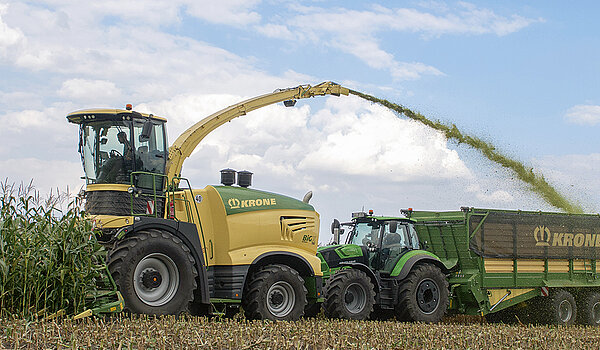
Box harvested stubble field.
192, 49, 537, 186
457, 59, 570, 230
1, 316, 600, 350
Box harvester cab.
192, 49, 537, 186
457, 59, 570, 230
318, 210, 449, 322
67, 82, 350, 320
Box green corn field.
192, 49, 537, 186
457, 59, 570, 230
0, 181, 110, 319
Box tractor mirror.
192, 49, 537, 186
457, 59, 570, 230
389, 221, 398, 233
331, 219, 341, 244
140, 119, 153, 141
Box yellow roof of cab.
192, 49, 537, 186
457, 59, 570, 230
67, 108, 167, 124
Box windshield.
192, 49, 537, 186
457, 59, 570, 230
79, 120, 167, 188
348, 222, 381, 246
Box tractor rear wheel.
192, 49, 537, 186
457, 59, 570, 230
397, 264, 448, 323
323, 269, 375, 320
242, 264, 307, 321
577, 291, 600, 326
107, 229, 197, 315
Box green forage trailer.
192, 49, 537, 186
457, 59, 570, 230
406, 207, 600, 325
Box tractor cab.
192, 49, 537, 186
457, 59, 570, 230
319, 211, 421, 275
67, 106, 168, 216
344, 211, 420, 273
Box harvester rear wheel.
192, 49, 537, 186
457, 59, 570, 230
242, 264, 307, 321
323, 269, 375, 320
107, 229, 197, 315
577, 291, 600, 326
397, 264, 448, 323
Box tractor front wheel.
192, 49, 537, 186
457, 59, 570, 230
242, 264, 307, 321
107, 229, 197, 315
323, 269, 375, 320
397, 264, 448, 323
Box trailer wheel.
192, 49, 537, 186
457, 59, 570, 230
323, 269, 375, 320
577, 292, 600, 326
107, 229, 197, 315
541, 289, 577, 325
397, 264, 448, 323
242, 264, 307, 321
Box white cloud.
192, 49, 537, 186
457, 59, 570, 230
253, 2, 541, 81
466, 184, 514, 203
185, 0, 261, 26
0, 158, 84, 197
58, 79, 122, 103
0, 3, 25, 59
533, 153, 600, 213
565, 105, 600, 125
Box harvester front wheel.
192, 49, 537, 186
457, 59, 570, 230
323, 269, 375, 320
242, 264, 307, 321
577, 291, 599, 326
107, 229, 197, 315
397, 264, 448, 323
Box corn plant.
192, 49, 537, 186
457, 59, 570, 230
0, 180, 109, 319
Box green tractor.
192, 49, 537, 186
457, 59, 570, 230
317, 210, 451, 322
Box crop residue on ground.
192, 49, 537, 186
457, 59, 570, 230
2, 316, 600, 349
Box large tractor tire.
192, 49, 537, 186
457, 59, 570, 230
323, 269, 375, 320
540, 289, 577, 325
107, 229, 197, 315
242, 264, 307, 321
577, 291, 600, 326
397, 264, 448, 323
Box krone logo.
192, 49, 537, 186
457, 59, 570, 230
534, 225, 551, 246
228, 198, 241, 209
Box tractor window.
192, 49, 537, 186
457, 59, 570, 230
132, 121, 167, 190
381, 224, 408, 249
349, 222, 380, 246
380, 222, 416, 274
408, 224, 420, 249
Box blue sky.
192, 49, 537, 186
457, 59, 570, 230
1, 1, 599, 241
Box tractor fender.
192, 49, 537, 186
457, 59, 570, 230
120, 217, 211, 305
338, 261, 380, 293
393, 254, 447, 281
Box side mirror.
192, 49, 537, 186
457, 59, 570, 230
139, 119, 153, 141
331, 219, 341, 244
389, 221, 398, 233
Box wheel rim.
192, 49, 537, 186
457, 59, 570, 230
134, 253, 179, 307
591, 301, 600, 324
558, 299, 573, 323
344, 282, 368, 314
267, 281, 295, 318
416, 278, 440, 314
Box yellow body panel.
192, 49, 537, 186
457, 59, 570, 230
92, 215, 135, 229
548, 259, 570, 273
573, 259, 593, 271
484, 258, 513, 273
87, 184, 131, 192
169, 185, 321, 275
517, 259, 545, 273
488, 288, 534, 305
